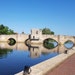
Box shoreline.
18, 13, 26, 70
15, 47, 75, 75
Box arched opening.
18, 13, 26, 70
25, 39, 31, 47
64, 40, 74, 49
43, 38, 58, 49
8, 38, 16, 46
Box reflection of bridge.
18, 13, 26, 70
0, 29, 75, 45
0, 42, 70, 58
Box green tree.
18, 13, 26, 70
42, 28, 54, 35
0, 24, 15, 35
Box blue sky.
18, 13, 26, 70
0, 0, 75, 35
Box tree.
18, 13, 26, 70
22, 32, 25, 34
42, 28, 54, 35
0, 24, 15, 35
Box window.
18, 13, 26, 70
36, 31, 38, 34
33, 36, 35, 39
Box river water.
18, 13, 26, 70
0, 42, 73, 75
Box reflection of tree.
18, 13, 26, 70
8, 38, 16, 46
65, 40, 73, 44
42, 52, 50, 55
44, 42, 54, 49
43, 38, 57, 49
0, 49, 13, 59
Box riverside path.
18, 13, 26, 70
46, 53, 75, 75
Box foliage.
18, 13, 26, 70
44, 42, 54, 49
0, 49, 13, 59
65, 40, 72, 44
0, 24, 15, 35
8, 38, 16, 46
43, 38, 55, 49
42, 28, 54, 35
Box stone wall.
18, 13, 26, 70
30, 29, 75, 45
0, 29, 75, 45
0, 34, 29, 43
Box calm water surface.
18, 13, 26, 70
0, 42, 73, 75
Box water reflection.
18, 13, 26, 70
0, 42, 59, 75
0, 49, 13, 59
0, 42, 73, 75
30, 44, 69, 55
64, 40, 74, 49
43, 38, 58, 49
0, 42, 73, 59
8, 38, 16, 46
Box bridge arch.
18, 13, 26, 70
8, 38, 16, 45
64, 40, 74, 49
42, 35, 59, 43
0, 34, 29, 43
59, 35, 75, 45
43, 38, 58, 49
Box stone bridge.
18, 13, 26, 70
0, 29, 75, 46
30, 29, 75, 45
0, 34, 29, 43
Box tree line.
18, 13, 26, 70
0, 24, 15, 35
0, 24, 54, 35
42, 28, 54, 35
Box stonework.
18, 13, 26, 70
0, 29, 75, 45
30, 29, 75, 45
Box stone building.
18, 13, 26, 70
31, 29, 42, 39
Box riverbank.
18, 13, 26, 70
15, 47, 75, 75
46, 52, 75, 75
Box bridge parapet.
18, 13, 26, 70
59, 35, 75, 44
41, 35, 58, 42
0, 34, 29, 43
0, 29, 75, 46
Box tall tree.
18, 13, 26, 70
0, 24, 15, 35
42, 28, 54, 35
